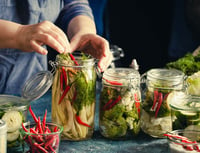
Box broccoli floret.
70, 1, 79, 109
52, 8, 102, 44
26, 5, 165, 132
102, 104, 125, 120
100, 116, 127, 138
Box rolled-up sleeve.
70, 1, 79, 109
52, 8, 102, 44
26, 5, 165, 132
55, 0, 94, 32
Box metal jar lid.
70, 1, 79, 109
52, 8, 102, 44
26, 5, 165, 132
0, 119, 7, 134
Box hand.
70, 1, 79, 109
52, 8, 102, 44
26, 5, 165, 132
16, 21, 70, 55
69, 33, 113, 71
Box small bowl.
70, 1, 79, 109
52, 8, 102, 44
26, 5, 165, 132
166, 130, 200, 153
20, 122, 63, 153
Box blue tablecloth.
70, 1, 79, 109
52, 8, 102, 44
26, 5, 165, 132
23, 89, 170, 153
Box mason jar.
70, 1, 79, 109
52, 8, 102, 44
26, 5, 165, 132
99, 68, 141, 139
169, 92, 200, 131
0, 95, 29, 150
51, 53, 96, 141
0, 120, 7, 153
141, 68, 185, 138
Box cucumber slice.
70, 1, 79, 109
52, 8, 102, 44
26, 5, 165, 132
2, 110, 22, 132
7, 130, 20, 142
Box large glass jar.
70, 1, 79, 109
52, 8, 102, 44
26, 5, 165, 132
169, 92, 200, 131
141, 68, 185, 138
99, 68, 141, 139
51, 53, 96, 141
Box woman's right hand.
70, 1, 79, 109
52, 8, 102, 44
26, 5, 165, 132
16, 20, 70, 55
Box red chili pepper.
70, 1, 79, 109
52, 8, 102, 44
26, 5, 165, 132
135, 101, 141, 118
62, 66, 67, 86
69, 54, 79, 65
33, 142, 48, 153
163, 93, 169, 100
152, 90, 158, 110
103, 99, 113, 110
103, 78, 123, 86
37, 117, 43, 134
155, 92, 163, 118
182, 145, 194, 151
60, 69, 63, 91
22, 123, 28, 132
105, 95, 122, 110
134, 93, 140, 102
58, 85, 71, 104
29, 105, 38, 123
193, 145, 200, 152
42, 109, 47, 131
75, 114, 91, 128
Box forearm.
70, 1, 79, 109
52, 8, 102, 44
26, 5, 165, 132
67, 15, 96, 39
0, 20, 21, 48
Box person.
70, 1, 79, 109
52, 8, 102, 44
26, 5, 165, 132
0, 0, 113, 95
88, 0, 108, 38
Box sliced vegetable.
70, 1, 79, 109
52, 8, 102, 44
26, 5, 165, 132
2, 110, 22, 132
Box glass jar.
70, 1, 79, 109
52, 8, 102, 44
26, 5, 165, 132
169, 92, 200, 131
99, 68, 141, 139
0, 95, 29, 149
0, 120, 7, 153
141, 68, 185, 138
51, 53, 96, 141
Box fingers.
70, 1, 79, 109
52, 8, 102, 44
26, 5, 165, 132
24, 21, 70, 54
69, 33, 113, 72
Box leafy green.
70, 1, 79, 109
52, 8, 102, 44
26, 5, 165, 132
187, 71, 200, 96
166, 52, 200, 76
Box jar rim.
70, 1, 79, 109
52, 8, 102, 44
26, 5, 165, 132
103, 67, 140, 80
147, 68, 185, 81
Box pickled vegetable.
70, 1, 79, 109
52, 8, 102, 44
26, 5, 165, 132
52, 53, 96, 140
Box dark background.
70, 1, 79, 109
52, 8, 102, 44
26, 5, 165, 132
105, 1, 173, 74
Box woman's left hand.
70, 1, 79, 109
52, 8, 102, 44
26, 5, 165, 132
69, 33, 113, 72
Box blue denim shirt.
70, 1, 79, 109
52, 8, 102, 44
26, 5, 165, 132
0, 0, 93, 95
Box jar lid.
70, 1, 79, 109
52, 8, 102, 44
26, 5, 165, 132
147, 68, 185, 81
0, 119, 7, 134
21, 71, 53, 101
103, 68, 140, 86
169, 91, 200, 111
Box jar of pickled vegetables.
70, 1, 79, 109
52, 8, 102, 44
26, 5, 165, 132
51, 53, 96, 141
0, 120, 7, 153
0, 95, 29, 150
99, 68, 141, 139
141, 68, 185, 138
169, 92, 200, 132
